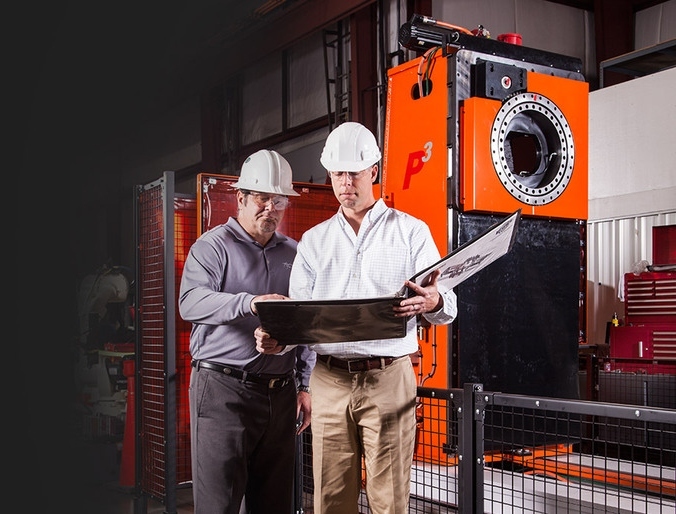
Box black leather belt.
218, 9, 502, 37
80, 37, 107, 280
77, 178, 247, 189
191, 359, 293, 389
317, 354, 399, 373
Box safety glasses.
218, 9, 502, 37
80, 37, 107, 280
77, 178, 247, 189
246, 192, 289, 210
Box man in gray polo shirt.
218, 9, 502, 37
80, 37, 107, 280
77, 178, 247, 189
179, 149, 315, 514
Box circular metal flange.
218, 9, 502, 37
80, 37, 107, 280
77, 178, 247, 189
490, 92, 575, 205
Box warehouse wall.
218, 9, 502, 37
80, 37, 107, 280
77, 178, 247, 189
434, 0, 595, 79
588, 67, 676, 220
636, 0, 676, 49
586, 67, 676, 346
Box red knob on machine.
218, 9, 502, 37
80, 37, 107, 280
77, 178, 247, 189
497, 33, 522, 45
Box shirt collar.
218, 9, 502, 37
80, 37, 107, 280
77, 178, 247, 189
337, 198, 387, 226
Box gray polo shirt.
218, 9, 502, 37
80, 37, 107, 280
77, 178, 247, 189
179, 217, 314, 382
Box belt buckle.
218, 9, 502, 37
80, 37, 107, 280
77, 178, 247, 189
346, 360, 360, 373
268, 377, 284, 388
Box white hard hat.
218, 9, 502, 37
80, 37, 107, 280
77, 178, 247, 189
320, 122, 382, 172
232, 149, 300, 196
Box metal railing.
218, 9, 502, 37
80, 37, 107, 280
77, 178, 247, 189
295, 380, 676, 513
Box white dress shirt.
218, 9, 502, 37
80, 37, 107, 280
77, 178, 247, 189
290, 199, 457, 359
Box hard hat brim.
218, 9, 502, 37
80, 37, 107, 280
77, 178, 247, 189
320, 157, 379, 173
231, 181, 300, 196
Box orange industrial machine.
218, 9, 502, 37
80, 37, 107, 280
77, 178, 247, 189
383, 16, 588, 403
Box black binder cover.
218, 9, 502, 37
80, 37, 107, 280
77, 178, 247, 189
256, 297, 406, 345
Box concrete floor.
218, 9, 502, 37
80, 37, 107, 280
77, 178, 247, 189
80, 481, 194, 514
60, 438, 194, 514
64, 439, 303, 513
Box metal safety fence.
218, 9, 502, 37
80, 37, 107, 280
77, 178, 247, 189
294, 382, 676, 513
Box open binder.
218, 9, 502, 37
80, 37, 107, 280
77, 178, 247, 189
256, 209, 521, 345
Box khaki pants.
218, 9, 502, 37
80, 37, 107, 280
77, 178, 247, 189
310, 356, 417, 514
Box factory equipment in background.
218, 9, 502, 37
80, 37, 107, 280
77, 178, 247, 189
73, 263, 135, 483
77, 263, 134, 350
384, 15, 588, 398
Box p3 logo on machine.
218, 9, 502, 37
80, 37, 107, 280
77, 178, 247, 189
404, 141, 433, 189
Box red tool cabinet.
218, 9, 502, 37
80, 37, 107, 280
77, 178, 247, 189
609, 271, 676, 374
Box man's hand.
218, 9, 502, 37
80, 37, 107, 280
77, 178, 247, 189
393, 269, 443, 317
250, 293, 289, 315
254, 326, 285, 354
296, 390, 311, 434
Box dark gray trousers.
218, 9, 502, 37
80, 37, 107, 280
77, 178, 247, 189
189, 367, 297, 514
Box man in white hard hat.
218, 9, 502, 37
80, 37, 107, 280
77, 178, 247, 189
179, 149, 315, 514
255, 122, 458, 513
